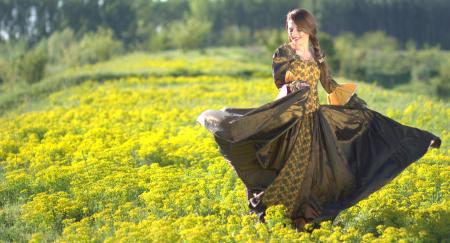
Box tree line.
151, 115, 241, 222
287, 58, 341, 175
1, 0, 449, 99
0, 0, 449, 49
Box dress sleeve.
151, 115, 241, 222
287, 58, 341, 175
322, 77, 368, 107
326, 82, 358, 105
320, 77, 340, 94
321, 75, 358, 105
272, 47, 291, 89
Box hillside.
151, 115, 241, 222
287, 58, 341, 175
0, 48, 448, 242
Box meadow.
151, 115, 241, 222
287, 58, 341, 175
0, 48, 449, 242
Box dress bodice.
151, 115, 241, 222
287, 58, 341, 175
272, 42, 359, 112
279, 43, 321, 113
288, 59, 321, 113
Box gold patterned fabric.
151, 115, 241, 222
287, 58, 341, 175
261, 112, 313, 218
262, 43, 322, 218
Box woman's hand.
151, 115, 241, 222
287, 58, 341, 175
276, 84, 289, 99
276, 81, 309, 100
289, 80, 310, 91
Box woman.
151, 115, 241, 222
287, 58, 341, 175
196, 8, 441, 231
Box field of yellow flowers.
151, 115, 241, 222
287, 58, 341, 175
0, 48, 449, 242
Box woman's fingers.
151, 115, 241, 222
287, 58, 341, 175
276, 84, 289, 99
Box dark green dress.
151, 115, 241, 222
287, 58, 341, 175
196, 42, 441, 228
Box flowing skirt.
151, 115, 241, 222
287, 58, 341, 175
197, 88, 441, 229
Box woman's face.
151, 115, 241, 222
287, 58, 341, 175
287, 19, 309, 45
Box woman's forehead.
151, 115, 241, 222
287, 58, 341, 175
287, 19, 305, 30
287, 19, 296, 26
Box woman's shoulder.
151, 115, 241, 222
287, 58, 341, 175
272, 42, 291, 59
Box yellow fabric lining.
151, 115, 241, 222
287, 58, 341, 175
327, 83, 357, 105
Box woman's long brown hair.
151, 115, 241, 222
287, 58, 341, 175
285, 8, 331, 87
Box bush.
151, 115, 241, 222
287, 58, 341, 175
362, 50, 412, 87
334, 33, 362, 79
335, 31, 414, 86
410, 47, 443, 83
0, 39, 27, 87
46, 28, 76, 64
0, 39, 27, 60
15, 46, 48, 85
0, 58, 10, 86
432, 58, 450, 98
318, 32, 339, 73
146, 25, 171, 52
167, 17, 212, 50
218, 25, 252, 47
65, 28, 124, 66
357, 31, 399, 51
254, 28, 286, 53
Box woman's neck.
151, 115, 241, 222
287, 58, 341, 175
290, 41, 310, 53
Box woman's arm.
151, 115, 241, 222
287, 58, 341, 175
320, 77, 340, 94
319, 71, 360, 105
322, 76, 364, 106
272, 46, 299, 99
272, 47, 291, 89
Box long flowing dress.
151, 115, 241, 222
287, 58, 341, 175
196, 42, 441, 229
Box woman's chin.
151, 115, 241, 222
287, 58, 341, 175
291, 38, 303, 44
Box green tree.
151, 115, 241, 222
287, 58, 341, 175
98, 0, 137, 45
